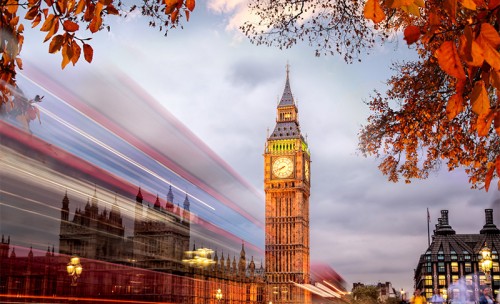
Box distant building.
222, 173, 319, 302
414, 209, 500, 302
352, 281, 398, 302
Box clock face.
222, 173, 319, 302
272, 157, 294, 178
304, 161, 310, 181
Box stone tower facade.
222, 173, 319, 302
264, 67, 311, 304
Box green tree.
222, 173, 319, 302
351, 285, 380, 304
243, 0, 500, 190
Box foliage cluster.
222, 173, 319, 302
244, 0, 500, 190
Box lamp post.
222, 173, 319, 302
215, 288, 223, 303
400, 289, 405, 302
480, 244, 493, 286
66, 256, 83, 287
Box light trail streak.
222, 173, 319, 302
37, 106, 216, 211
20, 68, 264, 229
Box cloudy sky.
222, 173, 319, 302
3, 0, 500, 295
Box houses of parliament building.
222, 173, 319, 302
0, 68, 320, 303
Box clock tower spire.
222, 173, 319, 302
264, 66, 311, 304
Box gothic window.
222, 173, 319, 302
438, 275, 446, 286
451, 262, 459, 272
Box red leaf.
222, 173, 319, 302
404, 25, 420, 45
83, 43, 93, 63
63, 20, 79, 32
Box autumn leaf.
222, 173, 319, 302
6, 0, 19, 14
170, 9, 179, 22
459, 29, 484, 66
446, 93, 464, 120
364, 0, 386, 23
71, 42, 81, 65
491, 70, 500, 90
476, 110, 494, 136
43, 16, 59, 42
61, 43, 72, 69
75, 0, 85, 15
391, 0, 414, 7
186, 0, 195, 11
478, 36, 500, 70
480, 23, 500, 48
444, 0, 457, 23
404, 25, 420, 45
460, 0, 476, 10
83, 43, 93, 63
485, 165, 494, 192
470, 80, 490, 115
63, 20, 79, 32
165, 0, 179, 14
40, 14, 56, 32
49, 34, 64, 53
435, 41, 466, 79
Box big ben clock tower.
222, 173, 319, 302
264, 66, 311, 304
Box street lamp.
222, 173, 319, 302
215, 288, 223, 303
400, 289, 405, 302
66, 256, 83, 286
480, 244, 493, 286
182, 247, 215, 268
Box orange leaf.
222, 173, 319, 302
435, 41, 466, 79
478, 37, 500, 70
170, 9, 179, 22
48, 34, 64, 53
43, 16, 59, 42
404, 25, 420, 45
185, 9, 190, 21
470, 80, 490, 115
40, 14, 55, 32
460, 0, 477, 9
75, 0, 85, 15
6, 0, 19, 14
364, 0, 386, 23
25, 6, 38, 20
476, 110, 494, 136
186, 0, 195, 11
106, 4, 119, 15
63, 20, 79, 32
444, 0, 457, 23
71, 42, 81, 65
491, 70, 500, 90
32, 14, 42, 28
83, 43, 93, 63
391, 0, 414, 7
480, 23, 500, 48
61, 42, 73, 69
89, 15, 102, 33
485, 166, 494, 192
165, 0, 179, 14
446, 93, 464, 120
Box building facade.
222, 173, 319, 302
264, 67, 312, 304
1, 187, 265, 303
414, 209, 500, 302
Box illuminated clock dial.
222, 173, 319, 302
272, 157, 294, 178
